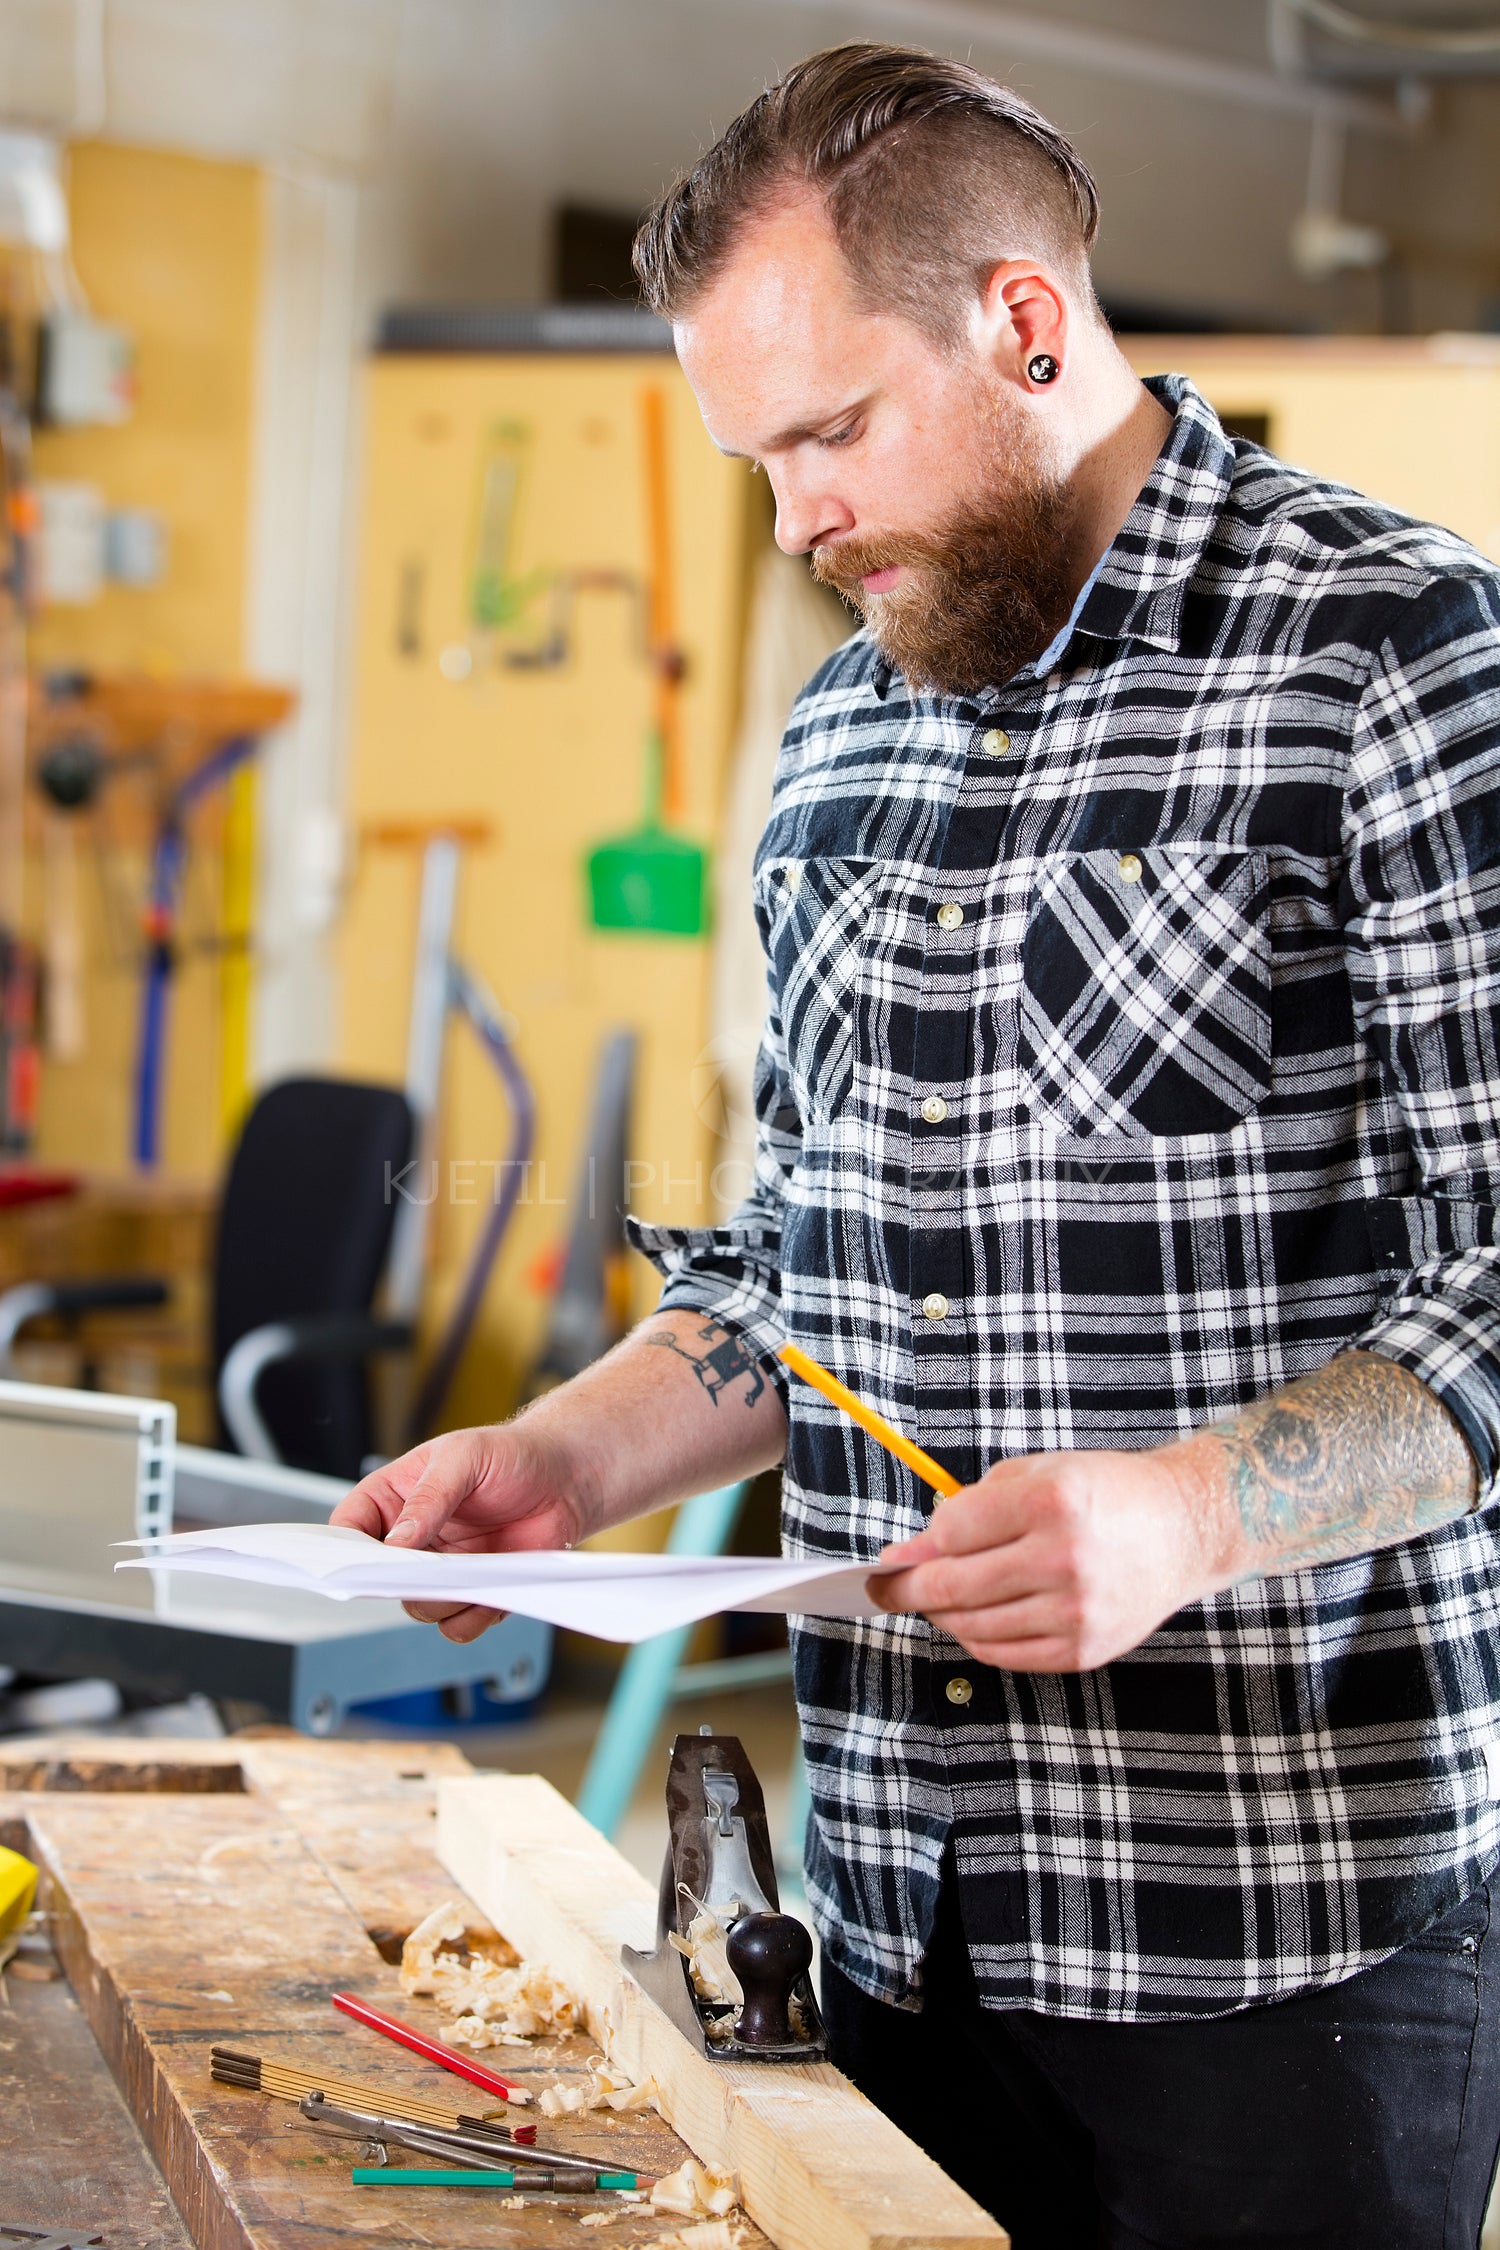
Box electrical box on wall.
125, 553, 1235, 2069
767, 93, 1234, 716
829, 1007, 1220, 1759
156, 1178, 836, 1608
37, 309, 134, 426
104, 506, 167, 586
36, 480, 105, 603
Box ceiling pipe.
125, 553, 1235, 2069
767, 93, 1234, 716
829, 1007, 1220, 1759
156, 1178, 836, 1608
739, 0, 1425, 136
1280, 0, 1500, 60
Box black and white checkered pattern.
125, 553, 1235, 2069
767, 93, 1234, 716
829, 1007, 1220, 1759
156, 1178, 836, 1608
630, 376, 1500, 2022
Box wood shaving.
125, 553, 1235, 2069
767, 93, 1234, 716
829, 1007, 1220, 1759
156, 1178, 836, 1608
578, 2214, 625, 2229
533, 2062, 659, 2118
645, 2224, 750, 2250
399, 1898, 465, 1983
668, 1896, 743, 2008
586, 2056, 659, 2113
650, 2157, 741, 2220
401, 1898, 579, 2046
537, 2079, 588, 2118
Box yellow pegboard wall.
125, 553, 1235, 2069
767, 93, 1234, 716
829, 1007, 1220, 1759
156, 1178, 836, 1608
1121, 336, 1500, 565
340, 355, 752, 1427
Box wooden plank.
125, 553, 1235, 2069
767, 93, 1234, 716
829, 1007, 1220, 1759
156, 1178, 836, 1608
7, 1766, 744, 2250
0, 1737, 246, 1793
0, 1733, 511, 1956
235, 1737, 515, 1960
438, 1772, 1008, 2250
22, 1790, 403, 2250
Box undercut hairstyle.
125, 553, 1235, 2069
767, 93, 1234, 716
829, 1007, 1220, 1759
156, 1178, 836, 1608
633, 43, 1102, 349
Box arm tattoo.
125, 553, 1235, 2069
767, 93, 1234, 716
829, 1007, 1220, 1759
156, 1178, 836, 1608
644, 1318, 767, 1410
1211, 1350, 1479, 1575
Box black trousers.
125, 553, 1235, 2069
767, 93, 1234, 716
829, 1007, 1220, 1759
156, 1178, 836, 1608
821, 1866, 1500, 2248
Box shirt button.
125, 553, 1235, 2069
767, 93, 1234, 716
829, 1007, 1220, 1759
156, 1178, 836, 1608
920, 1095, 948, 1124
921, 1292, 950, 1321
945, 1676, 974, 1706
935, 902, 964, 930
1117, 853, 1143, 886
979, 727, 1010, 757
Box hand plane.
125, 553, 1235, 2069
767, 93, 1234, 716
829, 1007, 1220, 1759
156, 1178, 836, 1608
622, 1730, 827, 2063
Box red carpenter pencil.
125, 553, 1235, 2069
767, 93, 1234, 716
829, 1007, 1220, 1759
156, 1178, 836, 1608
330, 1991, 523, 2102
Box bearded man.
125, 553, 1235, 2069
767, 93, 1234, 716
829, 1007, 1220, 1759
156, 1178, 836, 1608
334, 46, 1500, 2247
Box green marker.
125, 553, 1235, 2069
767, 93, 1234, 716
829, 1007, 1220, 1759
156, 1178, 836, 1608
352, 2166, 641, 2191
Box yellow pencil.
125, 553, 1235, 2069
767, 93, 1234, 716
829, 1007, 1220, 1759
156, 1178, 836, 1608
778, 1343, 961, 1501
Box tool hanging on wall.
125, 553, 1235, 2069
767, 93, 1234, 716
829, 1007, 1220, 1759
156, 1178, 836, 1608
523, 1024, 635, 1396
33, 720, 157, 1073
366, 823, 536, 1444
0, 392, 35, 942
586, 728, 708, 937
640, 381, 686, 823
36, 718, 221, 1008
448, 393, 695, 805
27, 675, 294, 1166
0, 927, 40, 1152
469, 419, 542, 635
453, 419, 643, 677
584, 386, 709, 936
132, 730, 261, 1167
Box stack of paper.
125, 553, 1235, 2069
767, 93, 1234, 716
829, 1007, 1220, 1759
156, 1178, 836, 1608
115, 1521, 895, 1644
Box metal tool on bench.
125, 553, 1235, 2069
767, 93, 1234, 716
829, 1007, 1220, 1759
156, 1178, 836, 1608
622, 1730, 827, 2062
296, 2092, 616, 2181
0, 2227, 104, 2248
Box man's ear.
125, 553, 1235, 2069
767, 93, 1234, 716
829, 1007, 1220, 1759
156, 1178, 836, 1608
977, 260, 1070, 389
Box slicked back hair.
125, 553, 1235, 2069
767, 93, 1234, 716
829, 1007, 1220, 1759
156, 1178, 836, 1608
633, 43, 1102, 350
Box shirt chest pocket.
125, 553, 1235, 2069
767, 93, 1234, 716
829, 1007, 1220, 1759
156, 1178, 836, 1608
1017, 847, 1272, 1139
756, 856, 883, 1127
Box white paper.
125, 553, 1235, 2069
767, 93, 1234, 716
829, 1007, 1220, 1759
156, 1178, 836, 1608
115, 1520, 895, 1644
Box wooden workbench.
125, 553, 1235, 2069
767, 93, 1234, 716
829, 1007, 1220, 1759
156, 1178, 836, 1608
0, 1734, 763, 2250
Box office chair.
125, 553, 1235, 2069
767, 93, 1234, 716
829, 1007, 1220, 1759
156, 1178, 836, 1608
0, 1076, 414, 1480
212, 1077, 415, 1476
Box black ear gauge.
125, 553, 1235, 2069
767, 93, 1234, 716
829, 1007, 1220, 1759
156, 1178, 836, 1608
1027, 353, 1060, 384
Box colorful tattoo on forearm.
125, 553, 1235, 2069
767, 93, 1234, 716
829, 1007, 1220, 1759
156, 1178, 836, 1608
1213, 1350, 1479, 1573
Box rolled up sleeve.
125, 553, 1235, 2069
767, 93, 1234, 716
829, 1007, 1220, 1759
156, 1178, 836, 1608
1343, 571, 1500, 1500
627, 992, 801, 1392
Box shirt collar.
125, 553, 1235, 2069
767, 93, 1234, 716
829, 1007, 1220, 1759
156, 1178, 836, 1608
1066, 372, 1235, 660
869, 372, 1235, 700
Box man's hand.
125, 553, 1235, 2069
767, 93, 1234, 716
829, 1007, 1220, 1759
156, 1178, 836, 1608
872, 1443, 1220, 1672
328, 1308, 789, 1645
872, 1351, 1480, 1673
332, 1421, 589, 1644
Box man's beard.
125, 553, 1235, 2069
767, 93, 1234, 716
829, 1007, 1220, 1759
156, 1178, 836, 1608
810, 394, 1077, 700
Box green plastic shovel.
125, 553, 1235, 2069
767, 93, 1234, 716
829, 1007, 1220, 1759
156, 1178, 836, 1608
585, 731, 710, 938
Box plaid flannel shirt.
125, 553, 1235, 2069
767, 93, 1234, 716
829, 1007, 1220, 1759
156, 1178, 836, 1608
630, 376, 1500, 2022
